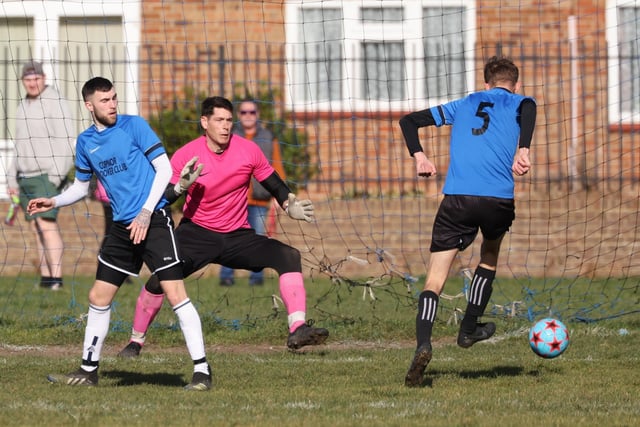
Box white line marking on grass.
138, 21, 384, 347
284, 401, 320, 410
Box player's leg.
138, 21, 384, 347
405, 248, 458, 387
140, 210, 210, 390
457, 196, 514, 348
47, 260, 129, 386
120, 220, 218, 361
117, 274, 164, 357
406, 195, 478, 387
158, 276, 211, 391
48, 220, 140, 385
457, 236, 503, 348
220, 229, 329, 349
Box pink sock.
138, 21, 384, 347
131, 287, 165, 344
279, 272, 307, 332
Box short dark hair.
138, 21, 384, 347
483, 56, 519, 85
239, 98, 257, 106
82, 77, 113, 101
201, 96, 233, 117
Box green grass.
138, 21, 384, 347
0, 275, 638, 426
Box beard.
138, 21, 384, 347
94, 111, 117, 127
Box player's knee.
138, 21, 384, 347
273, 245, 301, 273
88, 284, 115, 307
144, 275, 164, 295
159, 280, 188, 306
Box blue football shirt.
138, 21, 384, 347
75, 115, 168, 222
430, 87, 534, 199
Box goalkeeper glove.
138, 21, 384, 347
174, 156, 204, 195
286, 193, 314, 222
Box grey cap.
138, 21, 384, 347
21, 61, 44, 78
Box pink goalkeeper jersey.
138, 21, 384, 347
171, 134, 274, 232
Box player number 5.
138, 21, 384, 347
472, 101, 494, 136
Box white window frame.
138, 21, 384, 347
607, 0, 640, 123
0, 0, 141, 115
285, 0, 476, 111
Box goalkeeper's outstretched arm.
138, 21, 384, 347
259, 171, 290, 207
259, 171, 314, 222
163, 156, 203, 204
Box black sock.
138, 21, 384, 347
416, 290, 439, 349
461, 266, 495, 334
40, 276, 53, 287
51, 276, 63, 286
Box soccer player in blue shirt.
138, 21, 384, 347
399, 56, 536, 387
27, 77, 211, 390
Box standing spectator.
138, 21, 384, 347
28, 77, 210, 390
219, 99, 286, 286
7, 61, 75, 290
399, 56, 536, 387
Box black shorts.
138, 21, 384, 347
97, 208, 183, 285
430, 195, 515, 252
176, 219, 301, 276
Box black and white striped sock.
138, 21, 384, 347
461, 266, 495, 334
416, 290, 439, 349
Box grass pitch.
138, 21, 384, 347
0, 275, 638, 426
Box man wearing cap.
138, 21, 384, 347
7, 61, 76, 290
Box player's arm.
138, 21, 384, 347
399, 109, 436, 156
129, 153, 172, 244
513, 99, 537, 176
27, 178, 89, 214
518, 99, 536, 149
399, 109, 438, 178
163, 156, 203, 204
260, 172, 314, 222
260, 171, 291, 207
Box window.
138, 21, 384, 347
607, 0, 640, 123
423, 7, 467, 99
363, 41, 405, 101
294, 8, 344, 104
0, 1, 140, 198
285, 0, 476, 111
0, 0, 141, 127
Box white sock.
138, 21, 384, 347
173, 299, 208, 373
81, 304, 111, 372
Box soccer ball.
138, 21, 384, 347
529, 318, 570, 358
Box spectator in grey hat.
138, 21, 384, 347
7, 60, 76, 290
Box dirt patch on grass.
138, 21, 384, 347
0, 338, 456, 357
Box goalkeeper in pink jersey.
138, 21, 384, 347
118, 96, 328, 357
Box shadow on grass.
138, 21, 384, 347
410, 365, 529, 388
456, 365, 526, 379
102, 369, 185, 387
